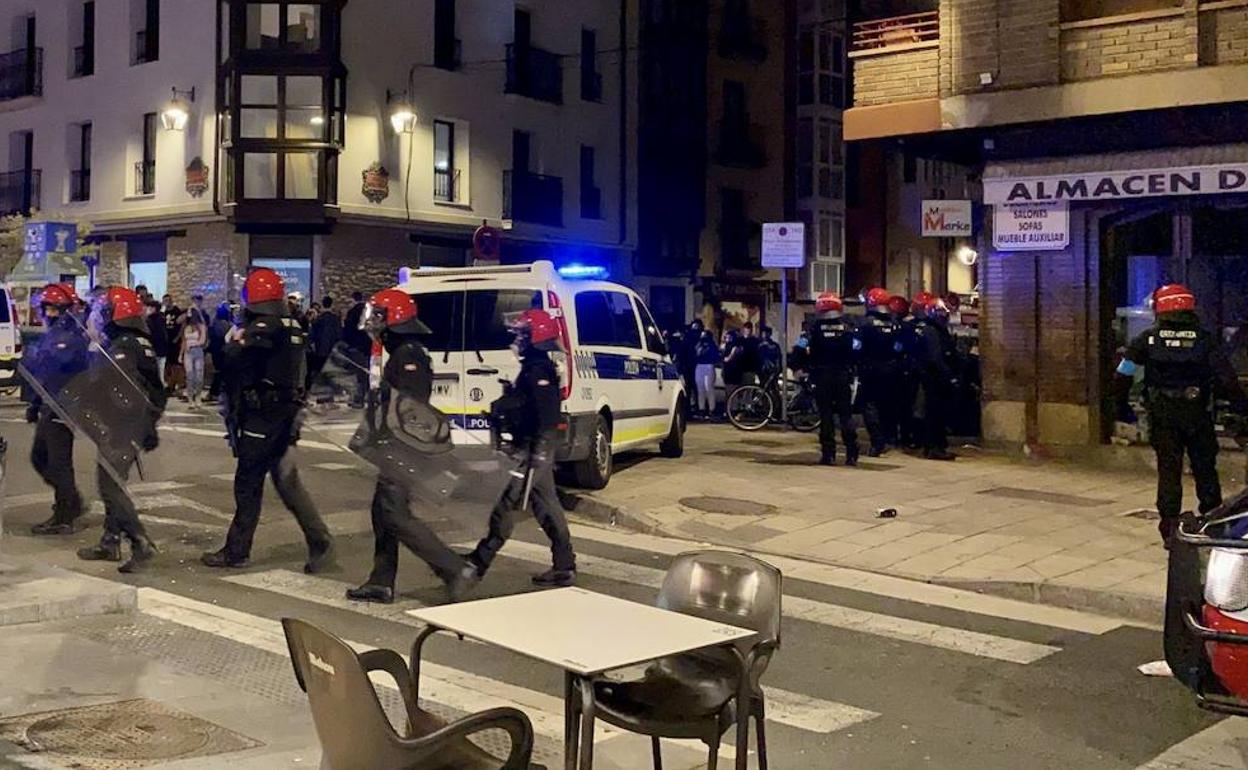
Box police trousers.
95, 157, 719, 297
30, 409, 82, 520
1149, 396, 1221, 522
98, 453, 147, 544
223, 415, 331, 560
365, 475, 465, 588
920, 376, 952, 452
470, 447, 576, 574
814, 369, 856, 458
861, 366, 901, 450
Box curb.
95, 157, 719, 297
0, 560, 138, 628
570, 491, 1165, 625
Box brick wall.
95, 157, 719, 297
939, 0, 1061, 95
1199, 3, 1248, 65
851, 46, 940, 106
1060, 10, 1198, 81
167, 223, 248, 307
318, 223, 420, 304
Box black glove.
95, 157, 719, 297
25, 403, 39, 423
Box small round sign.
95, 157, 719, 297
778, 226, 788, 237
469, 387, 484, 402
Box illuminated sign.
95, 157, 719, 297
921, 200, 973, 236
984, 163, 1248, 205
993, 202, 1069, 251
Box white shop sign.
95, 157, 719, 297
984, 162, 1248, 205
920, 200, 973, 236
993, 202, 1069, 251
761, 222, 806, 268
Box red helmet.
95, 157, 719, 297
38, 283, 78, 309
912, 291, 935, 314
887, 295, 910, 316
242, 268, 286, 314
511, 309, 561, 350
102, 286, 147, 331
1153, 284, 1195, 315
864, 287, 891, 308
364, 288, 431, 335
814, 292, 843, 314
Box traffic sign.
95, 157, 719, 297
761, 222, 806, 269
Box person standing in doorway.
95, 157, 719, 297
307, 295, 342, 396
181, 295, 209, 410
342, 291, 371, 409
144, 301, 169, 388
694, 328, 721, 420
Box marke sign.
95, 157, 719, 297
920, 200, 973, 236
984, 163, 1248, 204
993, 202, 1069, 251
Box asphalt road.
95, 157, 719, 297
0, 400, 1227, 769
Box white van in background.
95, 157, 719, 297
0, 284, 21, 392
393, 260, 686, 489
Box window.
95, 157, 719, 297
70, 123, 91, 202
434, 0, 459, 69
245, 3, 320, 51
796, 118, 813, 199
634, 298, 667, 355
817, 27, 844, 107
581, 28, 601, 101
575, 291, 642, 349
72, 2, 95, 77
137, 113, 156, 195
407, 290, 542, 353
580, 145, 601, 219
133, 0, 159, 64
433, 120, 457, 201
798, 25, 814, 105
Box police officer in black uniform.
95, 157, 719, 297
468, 309, 577, 586
76, 287, 166, 572
202, 268, 334, 572
346, 289, 479, 604
913, 293, 958, 461
24, 283, 89, 535
808, 292, 860, 466
890, 294, 923, 449
858, 287, 904, 456
1116, 284, 1248, 545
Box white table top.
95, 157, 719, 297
407, 587, 757, 676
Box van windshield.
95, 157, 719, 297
410, 289, 542, 352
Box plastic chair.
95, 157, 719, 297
282, 618, 540, 770
590, 551, 782, 770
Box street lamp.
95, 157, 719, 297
956, 244, 979, 266
387, 89, 416, 134
160, 87, 196, 131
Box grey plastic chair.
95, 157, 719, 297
282, 618, 540, 770
590, 551, 782, 770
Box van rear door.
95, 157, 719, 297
459, 288, 543, 444
409, 289, 469, 442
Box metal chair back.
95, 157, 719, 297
657, 550, 782, 654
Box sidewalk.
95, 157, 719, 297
581, 424, 1228, 623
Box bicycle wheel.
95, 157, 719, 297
787, 382, 822, 433
727, 385, 774, 431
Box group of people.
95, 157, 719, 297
669, 321, 784, 420
20, 272, 577, 603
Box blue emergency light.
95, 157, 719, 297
557, 263, 608, 280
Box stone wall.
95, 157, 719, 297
851, 46, 940, 106
1060, 9, 1198, 81
96, 241, 127, 288
318, 223, 420, 304
1199, 2, 1248, 65
166, 223, 248, 307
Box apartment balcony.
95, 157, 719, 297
434, 167, 460, 202
0, 170, 40, 216
503, 170, 563, 227
133, 29, 156, 64
70, 169, 90, 202
0, 48, 42, 102
848, 11, 940, 108
134, 161, 155, 196
714, 121, 767, 168
505, 44, 563, 104
718, 16, 768, 61
72, 45, 93, 78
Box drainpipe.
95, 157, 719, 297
618, 0, 629, 249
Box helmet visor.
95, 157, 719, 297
359, 301, 386, 337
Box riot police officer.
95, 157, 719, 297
202, 268, 334, 572
468, 309, 577, 586
913, 293, 958, 461
76, 287, 166, 572
808, 292, 860, 466
890, 294, 922, 449
24, 284, 89, 535
858, 287, 904, 456
346, 289, 479, 604
1116, 284, 1248, 545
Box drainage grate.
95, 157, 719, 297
679, 496, 778, 517
977, 486, 1113, 508
0, 698, 260, 769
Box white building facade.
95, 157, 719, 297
0, 0, 638, 306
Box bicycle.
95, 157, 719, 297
726, 370, 821, 432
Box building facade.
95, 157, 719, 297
0, 0, 638, 308
844, 0, 1248, 447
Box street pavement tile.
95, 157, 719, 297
1022, 553, 1102, 580
888, 550, 981, 579
987, 540, 1070, 564
848, 532, 967, 569
724, 522, 786, 543
841, 521, 932, 547
1114, 570, 1169, 598
754, 513, 828, 533
941, 553, 1046, 578
782, 538, 874, 563
1059, 535, 1155, 561
1050, 558, 1160, 589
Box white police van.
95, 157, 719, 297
392, 260, 686, 489
0, 284, 20, 391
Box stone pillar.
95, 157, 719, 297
96, 241, 127, 288
167, 223, 247, 307
318, 223, 418, 303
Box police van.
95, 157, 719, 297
392, 260, 686, 489
0, 284, 20, 392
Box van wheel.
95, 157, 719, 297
573, 415, 612, 489
660, 404, 685, 458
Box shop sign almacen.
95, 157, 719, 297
984, 163, 1248, 205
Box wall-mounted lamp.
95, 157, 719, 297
386, 89, 417, 134
160, 87, 196, 131
956, 244, 979, 267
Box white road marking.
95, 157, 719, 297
2, 482, 192, 509
220, 570, 877, 735
567, 523, 1126, 634
161, 424, 345, 453
487, 539, 1060, 665
312, 462, 356, 471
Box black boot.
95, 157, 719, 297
445, 563, 482, 603
820, 448, 836, 466
532, 568, 577, 588
923, 448, 957, 461
304, 540, 336, 575
845, 446, 860, 467
119, 537, 157, 574
346, 584, 395, 604
1159, 517, 1179, 549
32, 505, 84, 536
201, 548, 250, 569
78, 534, 122, 562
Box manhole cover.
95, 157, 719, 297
679, 496, 778, 517
977, 486, 1112, 508
0, 699, 260, 769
